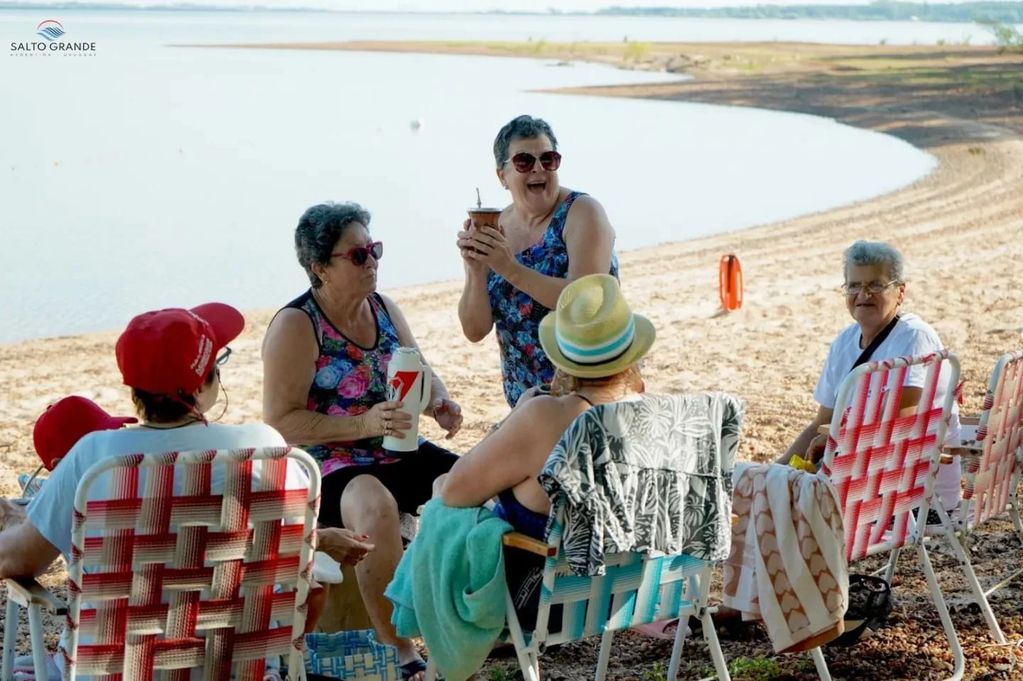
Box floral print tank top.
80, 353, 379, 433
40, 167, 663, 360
285, 290, 401, 475
487, 191, 620, 406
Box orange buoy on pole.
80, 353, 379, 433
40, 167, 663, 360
719, 253, 743, 311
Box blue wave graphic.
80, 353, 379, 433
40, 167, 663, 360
37, 25, 65, 41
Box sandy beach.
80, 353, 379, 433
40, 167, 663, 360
1, 41, 1021, 679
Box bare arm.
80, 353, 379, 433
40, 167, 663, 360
898, 386, 923, 412
261, 308, 380, 444
0, 516, 61, 579
779, 405, 834, 465
442, 397, 573, 508
466, 195, 616, 310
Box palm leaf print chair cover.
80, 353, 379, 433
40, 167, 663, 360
499, 393, 740, 681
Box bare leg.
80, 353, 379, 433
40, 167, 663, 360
340, 475, 424, 679
305, 583, 327, 634
431, 473, 448, 498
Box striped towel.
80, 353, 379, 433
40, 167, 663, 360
723, 462, 849, 652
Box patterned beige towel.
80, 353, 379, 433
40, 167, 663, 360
723, 462, 849, 653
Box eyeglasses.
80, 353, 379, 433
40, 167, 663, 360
505, 150, 562, 173
215, 347, 232, 367
330, 241, 383, 266
841, 280, 900, 296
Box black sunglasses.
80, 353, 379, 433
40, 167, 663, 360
215, 346, 232, 367
330, 241, 383, 266
506, 150, 562, 173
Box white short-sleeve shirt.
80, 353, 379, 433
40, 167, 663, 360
812, 313, 961, 509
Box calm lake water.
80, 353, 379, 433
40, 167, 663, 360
1, 10, 941, 343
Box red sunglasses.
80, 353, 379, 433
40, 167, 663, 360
506, 150, 562, 173
330, 241, 383, 266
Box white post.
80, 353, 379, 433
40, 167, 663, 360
27, 604, 48, 681
2, 597, 18, 681
594, 630, 614, 681
809, 647, 831, 681
916, 543, 965, 681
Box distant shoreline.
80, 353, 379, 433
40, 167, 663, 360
2, 3, 1022, 24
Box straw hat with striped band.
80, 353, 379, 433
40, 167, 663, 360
538, 274, 655, 379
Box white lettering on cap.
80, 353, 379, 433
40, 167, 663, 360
185, 310, 214, 378
191, 335, 213, 376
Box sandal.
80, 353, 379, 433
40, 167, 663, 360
12, 653, 61, 681
631, 618, 684, 640
399, 658, 428, 681
827, 574, 893, 647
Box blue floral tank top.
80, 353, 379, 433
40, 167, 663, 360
487, 191, 620, 406
285, 290, 402, 475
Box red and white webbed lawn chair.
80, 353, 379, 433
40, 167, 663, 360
2, 446, 320, 681
927, 349, 1023, 645
816, 351, 966, 681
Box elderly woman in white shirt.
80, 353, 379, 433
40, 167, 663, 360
780, 240, 961, 512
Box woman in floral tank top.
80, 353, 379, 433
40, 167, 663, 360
263, 202, 463, 680
458, 115, 619, 406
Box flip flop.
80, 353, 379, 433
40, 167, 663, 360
12, 653, 61, 681
631, 618, 685, 640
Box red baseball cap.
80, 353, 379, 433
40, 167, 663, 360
33, 396, 138, 470
115, 303, 244, 396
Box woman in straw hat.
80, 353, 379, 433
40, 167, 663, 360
442, 273, 654, 537
442, 273, 652, 629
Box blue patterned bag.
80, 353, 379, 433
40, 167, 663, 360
304, 630, 400, 681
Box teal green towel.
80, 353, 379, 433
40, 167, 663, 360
385, 499, 513, 681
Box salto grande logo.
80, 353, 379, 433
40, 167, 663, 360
36, 19, 65, 40
10, 19, 97, 57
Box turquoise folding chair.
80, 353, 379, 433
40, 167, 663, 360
441, 394, 738, 681
497, 504, 731, 681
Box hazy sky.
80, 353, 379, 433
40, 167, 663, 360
18, 0, 1015, 11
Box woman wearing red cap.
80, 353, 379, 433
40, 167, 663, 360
263, 201, 463, 680
0, 303, 371, 677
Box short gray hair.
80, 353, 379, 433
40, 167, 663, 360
294, 202, 372, 288
843, 240, 905, 283
493, 114, 558, 169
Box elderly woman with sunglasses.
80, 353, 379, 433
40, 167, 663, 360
779, 240, 962, 513
458, 114, 619, 407
262, 201, 462, 680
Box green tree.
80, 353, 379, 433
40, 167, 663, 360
978, 20, 1023, 52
